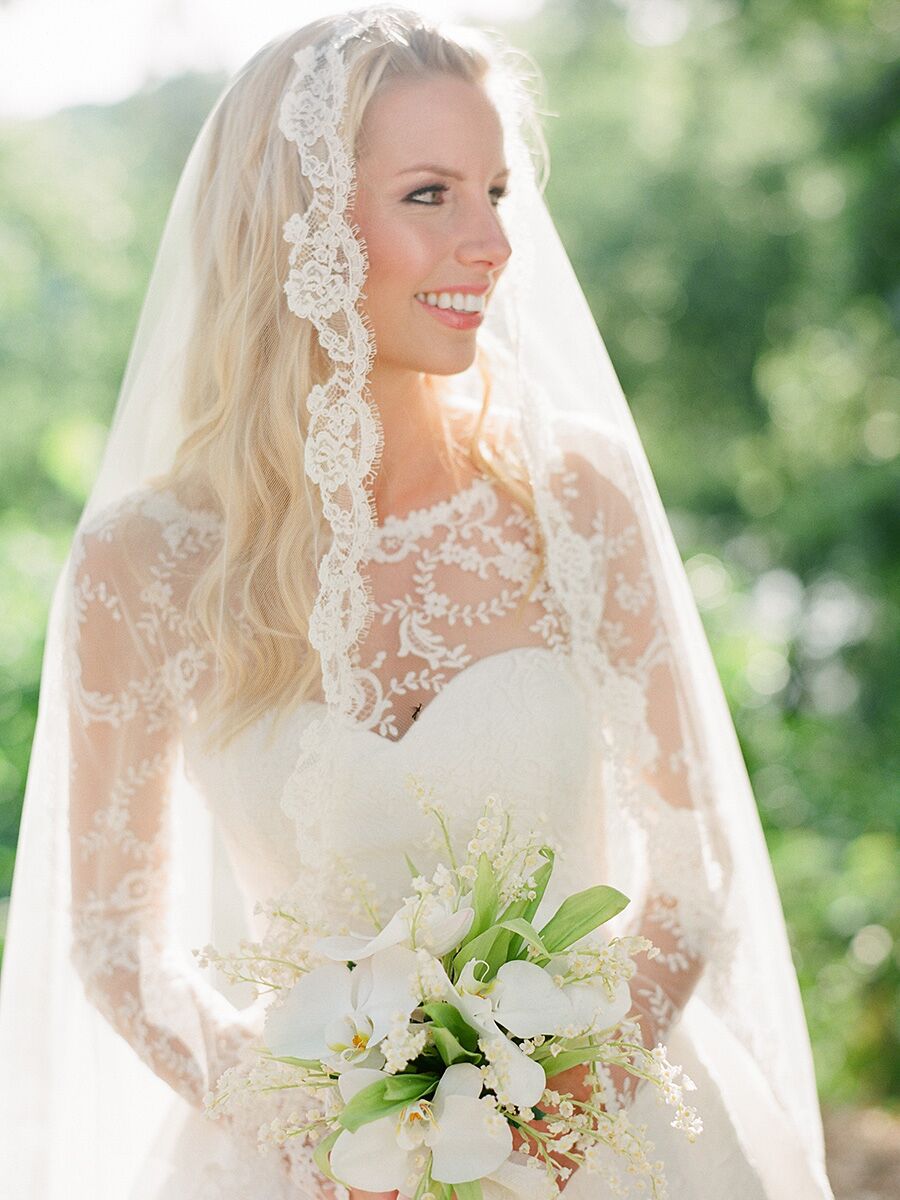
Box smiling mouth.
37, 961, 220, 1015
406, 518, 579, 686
414, 290, 487, 314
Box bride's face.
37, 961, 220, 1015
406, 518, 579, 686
352, 72, 512, 378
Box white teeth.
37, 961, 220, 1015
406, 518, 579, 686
415, 291, 485, 314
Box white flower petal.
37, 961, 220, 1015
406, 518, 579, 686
337, 1066, 387, 1104
423, 906, 475, 954
362, 944, 422, 1042
328, 1046, 386, 1074
330, 1116, 411, 1190
264, 962, 353, 1058
317, 909, 411, 961
503, 1039, 548, 1108
433, 1061, 485, 1104
323, 1013, 357, 1049
565, 977, 632, 1032
429, 1094, 513, 1183
491, 960, 572, 1038
313, 933, 374, 960
483, 1150, 561, 1199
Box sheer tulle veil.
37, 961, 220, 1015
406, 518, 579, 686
0, 6, 832, 1198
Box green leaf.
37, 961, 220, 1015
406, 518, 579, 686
431, 1025, 483, 1066
312, 1127, 342, 1182
450, 922, 507, 977
453, 1181, 484, 1200
496, 916, 550, 959
382, 1072, 440, 1101
532, 1041, 611, 1075
451, 849, 566, 978
404, 851, 422, 879
421, 1001, 480, 1051
496, 847, 555, 960
520, 847, 555, 921
263, 1053, 322, 1069
468, 851, 500, 941
339, 1073, 436, 1131
539, 886, 630, 953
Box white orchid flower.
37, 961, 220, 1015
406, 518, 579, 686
330, 1062, 513, 1190
316, 892, 475, 962
487, 959, 576, 1038
264, 943, 420, 1073
419, 956, 567, 1108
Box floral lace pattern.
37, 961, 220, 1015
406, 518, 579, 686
350, 472, 569, 740
64, 457, 731, 1190
278, 35, 381, 716
278, 37, 384, 715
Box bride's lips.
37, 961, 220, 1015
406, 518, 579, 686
415, 285, 490, 330
415, 295, 484, 329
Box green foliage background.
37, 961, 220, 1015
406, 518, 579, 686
0, 0, 897, 1109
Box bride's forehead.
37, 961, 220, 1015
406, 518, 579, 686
360, 75, 503, 142
357, 77, 505, 170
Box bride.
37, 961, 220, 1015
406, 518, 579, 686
0, 6, 835, 1199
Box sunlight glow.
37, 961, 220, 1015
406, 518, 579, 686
0, 0, 545, 120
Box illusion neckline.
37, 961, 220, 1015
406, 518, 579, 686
370, 472, 493, 538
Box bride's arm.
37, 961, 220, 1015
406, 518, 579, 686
580, 467, 730, 1102
516, 456, 732, 1184
65, 515, 261, 1119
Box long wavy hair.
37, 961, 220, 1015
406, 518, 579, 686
155, 7, 549, 752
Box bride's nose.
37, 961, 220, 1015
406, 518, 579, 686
455, 204, 512, 273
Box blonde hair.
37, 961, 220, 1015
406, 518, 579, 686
155, 7, 549, 751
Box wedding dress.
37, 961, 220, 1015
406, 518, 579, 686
63, 459, 830, 1199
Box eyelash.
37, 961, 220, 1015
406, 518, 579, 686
405, 183, 509, 207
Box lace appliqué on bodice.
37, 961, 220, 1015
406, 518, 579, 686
351, 473, 570, 740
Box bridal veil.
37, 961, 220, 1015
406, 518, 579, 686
0, 7, 833, 1197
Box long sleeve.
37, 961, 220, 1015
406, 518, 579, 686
572, 453, 734, 1105
64, 504, 261, 1114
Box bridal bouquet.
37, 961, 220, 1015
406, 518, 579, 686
197, 783, 702, 1198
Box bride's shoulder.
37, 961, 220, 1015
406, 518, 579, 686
71, 480, 223, 587
532, 412, 631, 492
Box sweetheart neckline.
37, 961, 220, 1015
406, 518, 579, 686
299, 644, 574, 749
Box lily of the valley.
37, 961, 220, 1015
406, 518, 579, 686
330, 1062, 513, 1189
264, 943, 420, 1073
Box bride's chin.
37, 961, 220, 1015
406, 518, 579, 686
419, 338, 480, 376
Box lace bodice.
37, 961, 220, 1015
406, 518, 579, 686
351, 472, 568, 740
64, 461, 727, 1190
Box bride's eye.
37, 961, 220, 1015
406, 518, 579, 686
404, 183, 510, 206
405, 184, 449, 205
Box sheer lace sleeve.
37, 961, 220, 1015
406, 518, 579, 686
64, 497, 260, 1115
566, 451, 733, 1106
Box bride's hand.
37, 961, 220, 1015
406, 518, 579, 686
346, 1191, 399, 1200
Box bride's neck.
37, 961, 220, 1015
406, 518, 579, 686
368, 368, 472, 517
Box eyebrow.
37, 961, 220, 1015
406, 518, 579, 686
397, 163, 511, 180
